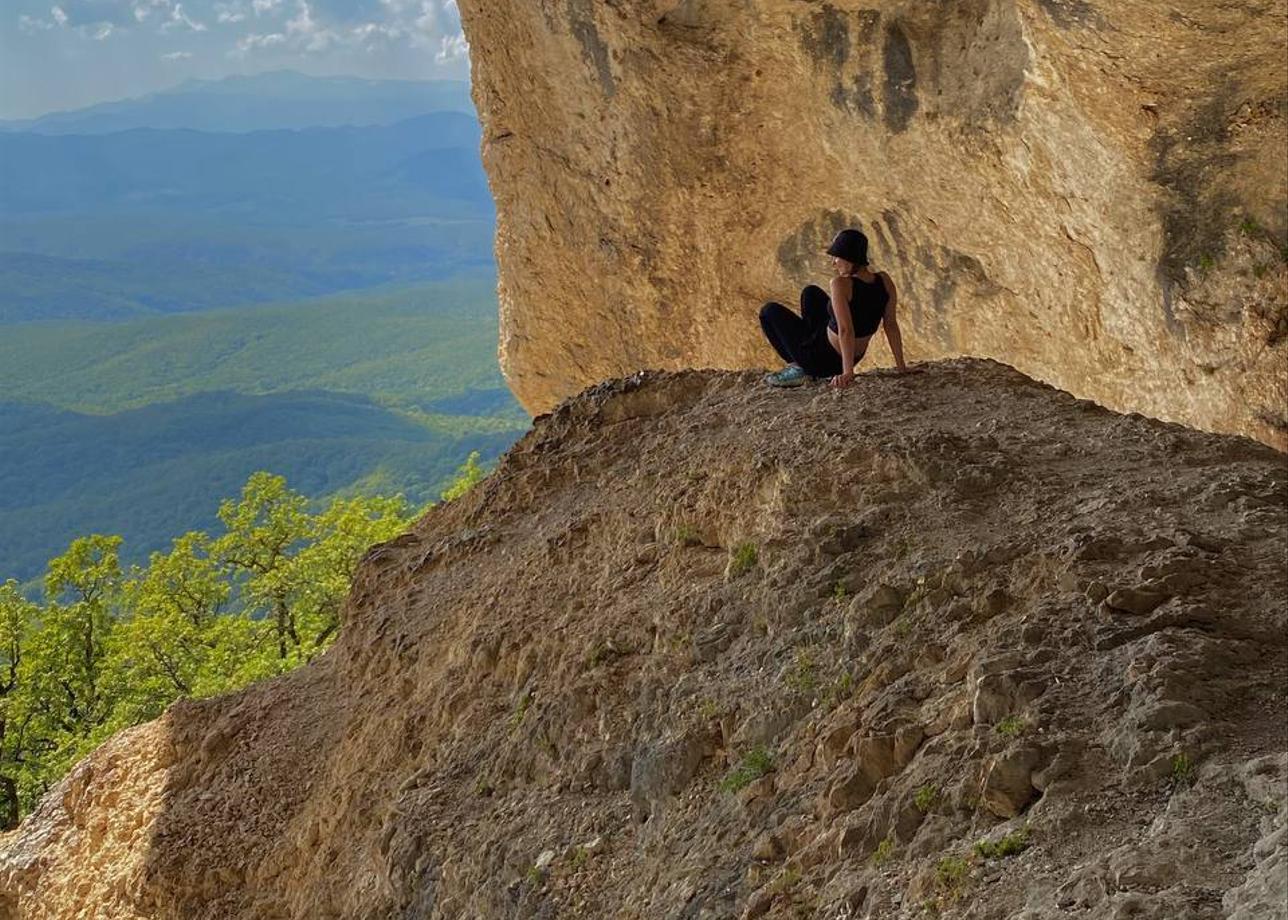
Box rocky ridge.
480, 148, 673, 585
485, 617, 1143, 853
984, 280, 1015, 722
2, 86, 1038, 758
2, 359, 1286, 919
458, 0, 1288, 448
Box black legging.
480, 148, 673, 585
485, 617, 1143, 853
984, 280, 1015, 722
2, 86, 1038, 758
759, 285, 843, 378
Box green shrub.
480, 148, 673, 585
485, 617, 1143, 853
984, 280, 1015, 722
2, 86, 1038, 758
871, 837, 894, 866
973, 827, 1030, 859
720, 747, 774, 793
995, 716, 1027, 739
728, 542, 759, 577
913, 784, 939, 812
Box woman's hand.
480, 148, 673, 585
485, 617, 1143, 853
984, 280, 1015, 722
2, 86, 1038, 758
830, 371, 856, 389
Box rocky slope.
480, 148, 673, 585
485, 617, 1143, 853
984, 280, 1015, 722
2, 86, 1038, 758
457, 0, 1288, 449
3, 359, 1286, 919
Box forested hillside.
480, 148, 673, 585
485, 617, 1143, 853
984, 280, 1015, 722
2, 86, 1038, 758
0, 75, 528, 584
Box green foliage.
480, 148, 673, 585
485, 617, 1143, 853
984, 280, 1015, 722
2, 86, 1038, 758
440, 452, 486, 502
0, 472, 417, 825
822, 671, 855, 709
509, 691, 532, 732
871, 837, 895, 866
973, 827, 1030, 859
833, 580, 849, 601
674, 524, 700, 547
933, 856, 971, 901
727, 542, 759, 578
1198, 253, 1216, 273
1171, 753, 1195, 787
995, 716, 1027, 739
720, 747, 774, 793
914, 784, 939, 812
786, 647, 818, 695
0, 280, 529, 583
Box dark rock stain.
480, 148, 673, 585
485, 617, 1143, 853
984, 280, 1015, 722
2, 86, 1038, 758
777, 210, 864, 281
831, 74, 877, 119
799, 5, 851, 69
882, 23, 919, 132
567, 0, 616, 97
1148, 78, 1243, 314
1037, 0, 1097, 29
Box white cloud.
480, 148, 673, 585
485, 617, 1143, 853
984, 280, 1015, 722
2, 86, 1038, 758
18, 13, 55, 31
436, 30, 466, 64
161, 49, 192, 60
162, 3, 207, 32
233, 30, 286, 54
50, 5, 69, 27
90, 22, 114, 39
215, 2, 247, 24
252, 0, 281, 16
284, 1, 336, 52
132, 0, 170, 23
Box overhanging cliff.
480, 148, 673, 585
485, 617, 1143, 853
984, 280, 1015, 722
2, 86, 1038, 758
458, 0, 1288, 448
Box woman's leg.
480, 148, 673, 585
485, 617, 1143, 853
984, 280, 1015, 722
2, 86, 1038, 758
760, 302, 806, 365
800, 285, 831, 332
761, 301, 842, 377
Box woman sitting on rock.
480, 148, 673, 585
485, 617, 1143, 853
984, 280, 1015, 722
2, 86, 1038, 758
760, 228, 907, 388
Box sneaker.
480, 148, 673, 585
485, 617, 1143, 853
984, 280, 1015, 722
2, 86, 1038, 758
765, 364, 808, 388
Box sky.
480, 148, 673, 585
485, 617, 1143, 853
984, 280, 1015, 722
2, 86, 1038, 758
0, 0, 470, 119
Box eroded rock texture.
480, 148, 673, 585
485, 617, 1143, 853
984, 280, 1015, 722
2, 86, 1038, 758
458, 0, 1288, 448
3, 361, 1286, 919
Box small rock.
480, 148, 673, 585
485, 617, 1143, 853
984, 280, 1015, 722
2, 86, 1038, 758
1104, 586, 1168, 616
821, 764, 876, 817
535, 849, 556, 871
981, 747, 1042, 818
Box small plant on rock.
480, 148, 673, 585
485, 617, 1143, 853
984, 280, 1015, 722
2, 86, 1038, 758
973, 827, 1030, 859
933, 855, 971, 903
1171, 752, 1195, 787
769, 865, 801, 895
728, 541, 759, 577
674, 524, 701, 547
786, 647, 818, 695
995, 716, 1027, 739
569, 846, 590, 871
833, 580, 849, 601
871, 837, 895, 866
508, 691, 531, 731
822, 672, 855, 709
914, 784, 939, 812
720, 747, 774, 793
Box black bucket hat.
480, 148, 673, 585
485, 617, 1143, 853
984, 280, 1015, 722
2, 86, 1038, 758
826, 228, 869, 266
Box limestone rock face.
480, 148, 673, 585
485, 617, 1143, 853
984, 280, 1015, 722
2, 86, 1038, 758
458, 0, 1288, 448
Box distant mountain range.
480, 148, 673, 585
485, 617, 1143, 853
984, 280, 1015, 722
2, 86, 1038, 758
0, 113, 490, 218
0, 71, 476, 135
0, 73, 527, 584
0, 79, 494, 322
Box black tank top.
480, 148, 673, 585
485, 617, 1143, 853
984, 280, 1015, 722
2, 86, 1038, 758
828, 273, 889, 338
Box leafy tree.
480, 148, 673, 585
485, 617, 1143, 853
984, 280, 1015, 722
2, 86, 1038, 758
440, 450, 486, 502
0, 469, 425, 823
211, 473, 312, 662
0, 581, 37, 828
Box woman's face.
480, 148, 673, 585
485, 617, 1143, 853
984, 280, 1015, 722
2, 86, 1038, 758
831, 255, 855, 275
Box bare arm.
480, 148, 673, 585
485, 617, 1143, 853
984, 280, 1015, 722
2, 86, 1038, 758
880, 273, 907, 371
829, 276, 857, 379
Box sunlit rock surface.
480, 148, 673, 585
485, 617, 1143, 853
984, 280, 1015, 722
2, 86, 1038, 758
459, 0, 1288, 448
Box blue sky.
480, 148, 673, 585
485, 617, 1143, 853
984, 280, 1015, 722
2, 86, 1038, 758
0, 0, 470, 118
